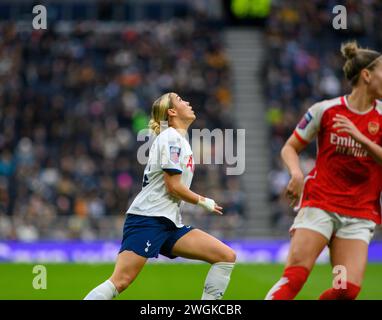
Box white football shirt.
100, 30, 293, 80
126, 127, 195, 227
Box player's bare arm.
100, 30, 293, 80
333, 114, 382, 165
163, 171, 223, 215
281, 134, 307, 207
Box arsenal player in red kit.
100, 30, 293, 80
265, 41, 382, 300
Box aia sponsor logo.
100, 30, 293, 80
186, 155, 195, 172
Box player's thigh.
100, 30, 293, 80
329, 237, 368, 286
286, 228, 328, 270
110, 250, 147, 288
171, 229, 236, 264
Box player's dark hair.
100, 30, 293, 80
341, 41, 382, 86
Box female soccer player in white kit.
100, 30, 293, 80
84, 92, 236, 300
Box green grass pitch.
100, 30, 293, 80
0, 263, 381, 300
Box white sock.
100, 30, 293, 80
84, 280, 119, 300
201, 262, 235, 300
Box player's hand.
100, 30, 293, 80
285, 170, 304, 208
333, 114, 368, 144
213, 204, 223, 215
197, 196, 223, 215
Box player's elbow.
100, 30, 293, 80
282, 139, 303, 157
164, 181, 174, 195
280, 144, 287, 158
165, 181, 180, 198
280, 143, 293, 159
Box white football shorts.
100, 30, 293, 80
290, 206, 376, 244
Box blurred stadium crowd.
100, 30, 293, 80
0, 18, 244, 241
266, 0, 382, 232
1, 0, 382, 241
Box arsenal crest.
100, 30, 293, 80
368, 121, 380, 135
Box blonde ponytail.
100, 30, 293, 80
148, 119, 161, 135
149, 93, 173, 135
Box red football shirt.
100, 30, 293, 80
293, 96, 382, 224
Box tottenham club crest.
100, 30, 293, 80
368, 121, 380, 135
144, 240, 151, 253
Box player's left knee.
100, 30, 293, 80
216, 248, 236, 263
110, 274, 134, 293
